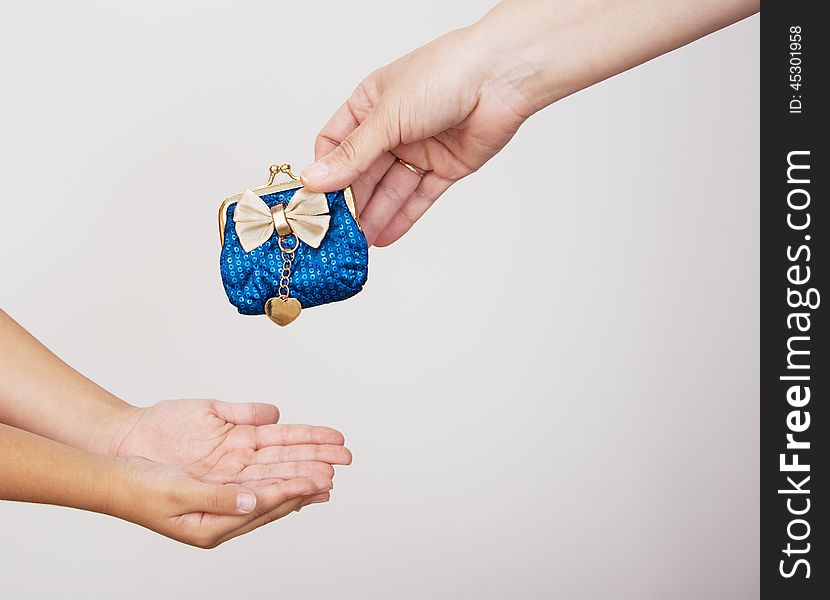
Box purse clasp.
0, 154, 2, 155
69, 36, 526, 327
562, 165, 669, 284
265, 163, 299, 186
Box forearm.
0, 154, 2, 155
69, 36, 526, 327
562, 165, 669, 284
0, 310, 137, 455
0, 420, 333, 547
476, 0, 759, 113
0, 422, 119, 514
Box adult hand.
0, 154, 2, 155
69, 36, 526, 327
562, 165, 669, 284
300, 0, 759, 247
112, 399, 352, 487
114, 456, 333, 548
301, 26, 529, 247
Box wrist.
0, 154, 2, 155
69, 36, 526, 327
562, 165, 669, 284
472, 0, 760, 114
106, 455, 191, 533
466, 9, 566, 118
86, 452, 126, 517
90, 400, 143, 457
104, 455, 146, 523
471, 0, 652, 112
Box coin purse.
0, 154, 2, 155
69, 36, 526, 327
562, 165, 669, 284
218, 163, 368, 326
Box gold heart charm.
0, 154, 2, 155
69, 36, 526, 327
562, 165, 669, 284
264, 297, 302, 326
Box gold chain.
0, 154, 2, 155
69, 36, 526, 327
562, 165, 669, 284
270, 164, 300, 302
277, 234, 299, 300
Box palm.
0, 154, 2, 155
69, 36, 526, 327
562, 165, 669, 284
116, 399, 351, 484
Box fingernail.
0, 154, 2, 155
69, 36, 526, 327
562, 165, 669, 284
237, 491, 256, 513
300, 161, 329, 182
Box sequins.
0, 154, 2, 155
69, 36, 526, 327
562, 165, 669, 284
220, 188, 368, 315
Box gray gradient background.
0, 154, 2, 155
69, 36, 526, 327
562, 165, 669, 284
0, 1, 759, 598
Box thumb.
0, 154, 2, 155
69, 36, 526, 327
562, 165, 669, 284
301, 109, 395, 192
185, 483, 259, 516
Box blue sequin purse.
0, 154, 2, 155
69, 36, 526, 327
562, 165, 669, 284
219, 163, 368, 326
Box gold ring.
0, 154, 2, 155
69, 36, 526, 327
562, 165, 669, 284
395, 157, 428, 177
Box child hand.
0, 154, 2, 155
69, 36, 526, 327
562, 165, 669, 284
111, 399, 352, 485
113, 456, 332, 548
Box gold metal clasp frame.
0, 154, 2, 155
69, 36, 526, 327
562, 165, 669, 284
266, 163, 299, 185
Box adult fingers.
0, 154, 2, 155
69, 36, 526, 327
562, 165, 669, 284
373, 174, 454, 247
310, 97, 396, 212
253, 424, 345, 449
358, 161, 423, 246
212, 400, 279, 426
251, 444, 353, 466
301, 106, 397, 193
314, 111, 395, 213
312, 101, 361, 160
237, 461, 336, 483
351, 153, 397, 214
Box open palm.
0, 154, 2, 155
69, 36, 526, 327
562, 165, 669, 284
115, 399, 351, 485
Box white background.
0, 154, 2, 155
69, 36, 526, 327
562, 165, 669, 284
0, 2, 759, 598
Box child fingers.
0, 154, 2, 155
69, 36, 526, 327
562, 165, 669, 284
237, 461, 336, 483
253, 424, 345, 448
211, 478, 333, 545
251, 444, 353, 465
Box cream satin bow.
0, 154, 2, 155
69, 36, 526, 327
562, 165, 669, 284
233, 188, 330, 252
